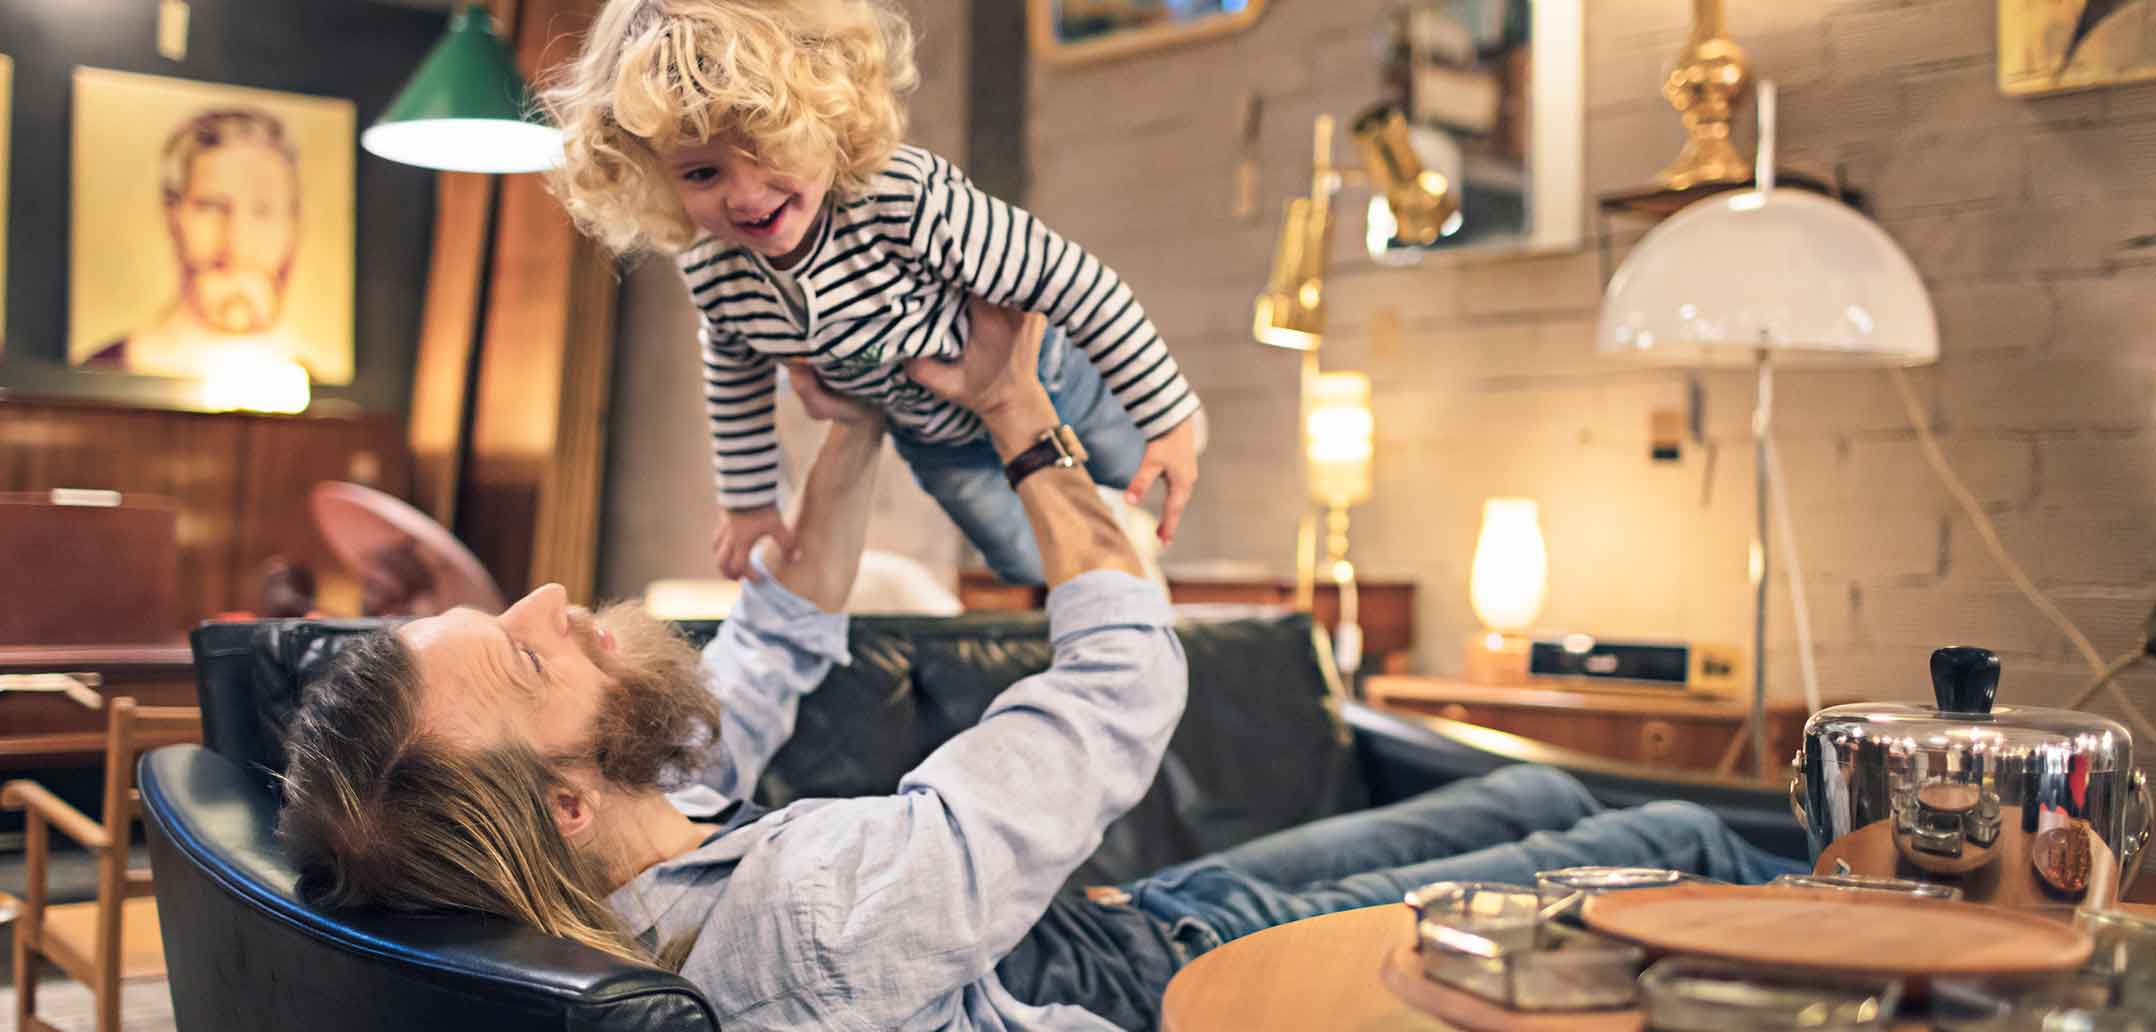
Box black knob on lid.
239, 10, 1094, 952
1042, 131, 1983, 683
1931, 647, 2000, 714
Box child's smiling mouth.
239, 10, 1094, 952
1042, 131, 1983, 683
734, 197, 794, 239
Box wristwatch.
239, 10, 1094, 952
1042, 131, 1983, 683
1004, 424, 1089, 489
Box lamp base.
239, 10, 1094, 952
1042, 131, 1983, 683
1463, 631, 1533, 685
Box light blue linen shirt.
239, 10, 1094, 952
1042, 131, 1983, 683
609, 560, 1189, 1030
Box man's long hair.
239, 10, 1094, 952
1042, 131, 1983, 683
276, 631, 658, 967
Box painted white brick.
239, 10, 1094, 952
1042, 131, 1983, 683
2039, 435, 2156, 509
2048, 271, 2156, 365
1949, 507, 2156, 587
1942, 357, 2152, 432
1826, 0, 1995, 72
1932, 280, 2055, 358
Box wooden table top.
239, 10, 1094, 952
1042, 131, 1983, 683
1161, 904, 1456, 1032
1159, 900, 2156, 1031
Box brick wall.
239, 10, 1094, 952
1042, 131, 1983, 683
1024, 0, 2156, 736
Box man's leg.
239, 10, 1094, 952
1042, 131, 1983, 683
1133, 790, 1807, 947
1158, 764, 1603, 890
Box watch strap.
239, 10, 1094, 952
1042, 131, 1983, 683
1004, 425, 1088, 489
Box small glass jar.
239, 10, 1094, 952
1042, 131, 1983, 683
1402, 881, 1644, 1012
1638, 957, 1901, 1032
1930, 974, 2151, 1032
2077, 907, 2156, 1010
1535, 866, 1711, 926
1769, 872, 1963, 901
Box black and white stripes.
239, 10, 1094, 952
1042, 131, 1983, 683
681, 146, 1200, 510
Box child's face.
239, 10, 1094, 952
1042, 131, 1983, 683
666, 135, 831, 262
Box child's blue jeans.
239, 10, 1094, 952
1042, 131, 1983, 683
890, 328, 1147, 585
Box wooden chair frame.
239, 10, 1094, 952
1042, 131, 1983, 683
4, 698, 201, 1032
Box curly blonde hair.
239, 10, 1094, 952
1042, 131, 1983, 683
543, 0, 918, 255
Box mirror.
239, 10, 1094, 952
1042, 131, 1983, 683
1364, 0, 1581, 261
1028, 0, 1270, 67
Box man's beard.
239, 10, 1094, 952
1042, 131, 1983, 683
188, 267, 286, 334
568, 603, 724, 792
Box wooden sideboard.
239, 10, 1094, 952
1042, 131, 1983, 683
1364, 676, 1831, 780
958, 571, 1418, 674
0, 398, 412, 633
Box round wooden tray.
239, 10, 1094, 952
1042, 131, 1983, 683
1581, 884, 2093, 980
1378, 942, 1644, 1032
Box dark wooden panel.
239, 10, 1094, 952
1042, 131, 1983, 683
0, 401, 245, 631
455, 0, 614, 603
0, 495, 179, 645
0, 399, 414, 626
233, 414, 414, 617
408, 171, 495, 526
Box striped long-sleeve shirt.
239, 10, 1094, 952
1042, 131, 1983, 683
680, 145, 1202, 510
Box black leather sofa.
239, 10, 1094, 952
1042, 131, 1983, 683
141, 611, 1808, 1031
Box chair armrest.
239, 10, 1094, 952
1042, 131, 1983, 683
1, 779, 112, 851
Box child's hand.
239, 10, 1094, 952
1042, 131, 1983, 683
1126, 415, 1200, 543
712, 505, 795, 581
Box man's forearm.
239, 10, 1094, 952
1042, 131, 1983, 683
769, 418, 885, 610
982, 393, 1145, 587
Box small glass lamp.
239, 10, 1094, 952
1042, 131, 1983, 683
1306, 372, 1373, 675
1464, 498, 1547, 684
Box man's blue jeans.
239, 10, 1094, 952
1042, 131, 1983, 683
1124, 765, 1809, 953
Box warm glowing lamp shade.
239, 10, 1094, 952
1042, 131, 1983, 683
361, 5, 562, 174
1469, 498, 1547, 633
1306, 372, 1373, 507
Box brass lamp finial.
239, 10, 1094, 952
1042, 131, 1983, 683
1657, 0, 1751, 190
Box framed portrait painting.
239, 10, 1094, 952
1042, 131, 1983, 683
2001, 0, 2156, 96
69, 68, 355, 384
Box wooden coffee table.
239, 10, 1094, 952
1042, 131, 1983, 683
1161, 904, 1457, 1032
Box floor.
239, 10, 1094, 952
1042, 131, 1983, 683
0, 842, 179, 1032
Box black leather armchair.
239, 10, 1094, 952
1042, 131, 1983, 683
143, 610, 1807, 1031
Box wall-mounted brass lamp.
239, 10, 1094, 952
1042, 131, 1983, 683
1253, 105, 1454, 611
1252, 105, 1456, 353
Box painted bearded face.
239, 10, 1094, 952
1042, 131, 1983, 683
167, 139, 301, 334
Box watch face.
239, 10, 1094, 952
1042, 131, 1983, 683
1053, 425, 1089, 464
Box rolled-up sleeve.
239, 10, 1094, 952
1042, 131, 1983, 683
688, 553, 852, 802
718, 571, 1187, 1028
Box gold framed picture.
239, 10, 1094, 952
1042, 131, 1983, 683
69, 68, 355, 384
1028, 0, 1269, 67
2000, 0, 2156, 96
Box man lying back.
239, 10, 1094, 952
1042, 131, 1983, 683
279, 301, 1800, 1031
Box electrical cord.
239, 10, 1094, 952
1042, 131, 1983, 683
1888, 367, 2156, 742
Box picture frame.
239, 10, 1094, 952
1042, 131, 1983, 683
1028, 0, 1270, 67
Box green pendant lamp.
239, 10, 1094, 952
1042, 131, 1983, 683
362, 3, 562, 174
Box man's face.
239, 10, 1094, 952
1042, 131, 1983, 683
168, 140, 300, 334
399, 585, 721, 794
665, 134, 832, 262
